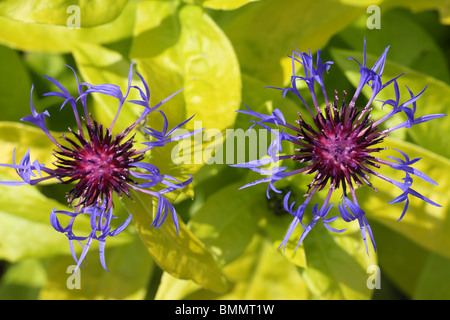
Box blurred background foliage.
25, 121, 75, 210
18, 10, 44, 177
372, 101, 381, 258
0, 0, 449, 300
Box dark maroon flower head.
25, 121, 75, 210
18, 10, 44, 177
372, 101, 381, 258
53, 118, 144, 210
295, 90, 386, 197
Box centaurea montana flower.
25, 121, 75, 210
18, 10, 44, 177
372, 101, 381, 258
233, 40, 445, 253
0, 62, 200, 270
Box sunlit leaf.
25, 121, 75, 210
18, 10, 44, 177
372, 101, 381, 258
155, 272, 203, 300
0, 122, 55, 166
177, 5, 241, 131
217, 234, 309, 299
0, 123, 70, 261
219, 0, 369, 86
121, 189, 228, 293
0, 0, 128, 27
131, 3, 241, 132
156, 234, 310, 300
188, 182, 259, 267
0, 172, 78, 262
39, 237, 153, 300
300, 221, 377, 300
259, 200, 308, 269
130, 3, 241, 184
183, 0, 260, 10
0, 1, 136, 53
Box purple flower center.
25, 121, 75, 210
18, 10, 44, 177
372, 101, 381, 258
54, 118, 143, 210
293, 93, 385, 196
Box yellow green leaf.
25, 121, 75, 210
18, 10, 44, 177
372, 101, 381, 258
155, 234, 310, 299
39, 237, 153, 300
301, 221, 377, 300
183, 0, 260, 10
131, 4, 241, 132
0, 122, 55, 167
218, 234, 309, 299
130, 3, 241, 183
0, 0, 128, 27
0, 1, 136, 53
188, 182, 259, 267
220, 0, 368, 86
0, 171, 75, 262
121, 189, 228, 293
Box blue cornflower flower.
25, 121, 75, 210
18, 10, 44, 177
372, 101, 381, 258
0, 62, 199, 270
233, 40, 445, 253
50, 202, 132, 271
